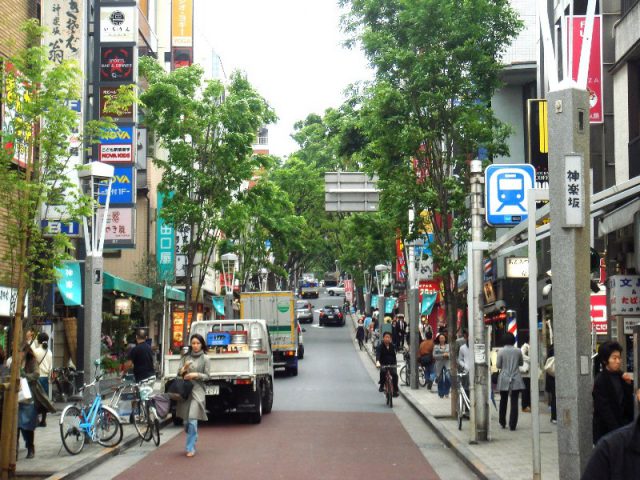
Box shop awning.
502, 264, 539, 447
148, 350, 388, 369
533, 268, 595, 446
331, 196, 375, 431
597, 197, 640, 237
104, 272, 152, 300
165, 286, 185, 302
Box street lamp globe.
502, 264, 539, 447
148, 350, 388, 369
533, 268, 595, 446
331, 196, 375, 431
220, 253, 238, 296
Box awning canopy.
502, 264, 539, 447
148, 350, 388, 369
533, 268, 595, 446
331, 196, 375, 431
597, 197, 640, 237
165, 286, 185, 302
104, 272, 152, 300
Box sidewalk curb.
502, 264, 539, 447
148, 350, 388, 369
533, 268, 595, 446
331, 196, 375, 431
36, 419, 172, 480
348, 313, 501, 480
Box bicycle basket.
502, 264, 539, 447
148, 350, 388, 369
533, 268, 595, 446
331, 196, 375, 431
150, 393, 171, 418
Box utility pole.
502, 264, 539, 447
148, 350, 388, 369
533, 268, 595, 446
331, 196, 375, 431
469, 159, 489, 441
548, 86, 593, 478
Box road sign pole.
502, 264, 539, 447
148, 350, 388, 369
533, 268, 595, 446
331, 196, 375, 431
547, 87, 593, 477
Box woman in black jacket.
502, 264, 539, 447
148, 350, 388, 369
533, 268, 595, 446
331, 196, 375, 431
592, 341, 638, 444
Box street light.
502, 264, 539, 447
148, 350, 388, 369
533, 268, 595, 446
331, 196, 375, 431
259, 268, 269, 292
374, 263, 389, 294
78, 161, 114, 382
221, 253, 238, 318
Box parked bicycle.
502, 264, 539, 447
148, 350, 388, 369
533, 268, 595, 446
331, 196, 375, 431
380, 365, 396, 408
59, 361, 123, 455
131, 376, 160, 446
455, 370, 471, 430
51, 367, 82, 402
399, 351, 427, 388
370, 331, 380, 356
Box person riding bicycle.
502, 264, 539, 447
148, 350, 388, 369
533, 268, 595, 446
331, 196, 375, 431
123, 329, 156, 383
376, 331, 399, 397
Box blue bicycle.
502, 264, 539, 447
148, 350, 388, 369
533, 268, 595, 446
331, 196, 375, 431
59, 362, 123, 455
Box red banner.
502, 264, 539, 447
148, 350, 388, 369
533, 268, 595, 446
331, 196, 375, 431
568, 15, 603, 123
396, 232, 407, 282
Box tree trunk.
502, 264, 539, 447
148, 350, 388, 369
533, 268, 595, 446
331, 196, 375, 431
446, 284, 459, 418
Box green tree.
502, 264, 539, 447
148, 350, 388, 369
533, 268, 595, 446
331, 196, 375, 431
341, 0, 522, 414
0, 21, 109, 477
139, 58, 276, 345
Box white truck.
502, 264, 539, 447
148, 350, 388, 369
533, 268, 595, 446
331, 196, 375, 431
162, 319, 274, 424
299, 273, 320, 298
240, 291, 299, 376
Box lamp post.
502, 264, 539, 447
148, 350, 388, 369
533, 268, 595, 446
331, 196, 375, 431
259, 268, 269, 292
78, 161, 114, 382
221, 253, 238, 318
375, 263, 390, 315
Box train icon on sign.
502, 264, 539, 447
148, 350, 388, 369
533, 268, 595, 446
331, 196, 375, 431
496, 172, 526, 212
485, 164, 536, 226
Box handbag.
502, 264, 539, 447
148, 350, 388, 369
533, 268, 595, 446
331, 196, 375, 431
544, 356, 555, 377
18, 377, 33, 404
167, 377, 193, 400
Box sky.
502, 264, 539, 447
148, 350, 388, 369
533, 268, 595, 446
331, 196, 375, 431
194, 0, 373, 158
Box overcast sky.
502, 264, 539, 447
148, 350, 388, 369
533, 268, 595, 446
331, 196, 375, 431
194, 0, 373, 158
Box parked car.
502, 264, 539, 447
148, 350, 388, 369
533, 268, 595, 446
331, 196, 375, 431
326, 284, 345, 296
319, 305, 344, 327
297, 320, 305, 360
295, 300, 314, 324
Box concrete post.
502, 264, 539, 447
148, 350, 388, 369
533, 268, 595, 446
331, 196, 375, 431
470, 160, 489, 441
547, 87, 593, 477
408, 288, 420, 389
83, 254, 103, 383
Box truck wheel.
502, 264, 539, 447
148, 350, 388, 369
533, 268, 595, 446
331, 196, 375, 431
298, 345, 304, 359
250, 384, 263, 424
262, 378, 274, 414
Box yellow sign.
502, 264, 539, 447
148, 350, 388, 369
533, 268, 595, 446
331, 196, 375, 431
172, 0, 193, 47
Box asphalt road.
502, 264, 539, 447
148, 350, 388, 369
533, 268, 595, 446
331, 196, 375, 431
80, 292, 474, 480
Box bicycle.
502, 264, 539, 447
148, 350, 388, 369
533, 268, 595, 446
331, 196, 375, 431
455, 370, 471, 430
399, 351, 427, 387
59, 362, 123, 455
130, 376, 160, 446
380, 365, 396, 408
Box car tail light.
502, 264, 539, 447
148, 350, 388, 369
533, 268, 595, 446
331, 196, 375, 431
284, 350, 295, 357
338, 312, 343, 319
234, 378, 252, 385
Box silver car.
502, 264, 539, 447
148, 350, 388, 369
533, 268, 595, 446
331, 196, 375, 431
295, 300, 313, 324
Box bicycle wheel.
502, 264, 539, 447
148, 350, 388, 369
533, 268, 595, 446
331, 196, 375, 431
399, 365, 409, 386
149, 406, 160, 446
132, 400, 151, 440
60, 406, 85, 455
418, 367, 427, 387
97, 407, 123, 447
385, 374, 393, 408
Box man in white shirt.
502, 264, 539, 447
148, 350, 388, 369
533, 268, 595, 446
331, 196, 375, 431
457, 330, 471, 392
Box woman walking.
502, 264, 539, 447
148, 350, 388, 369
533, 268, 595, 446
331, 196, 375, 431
31, 332, 53, 426
497, 333, 525, 431
433, 333, 451, 398
19, 343, 55, 459
176, 334, 210, 457
355, 319, 365, 351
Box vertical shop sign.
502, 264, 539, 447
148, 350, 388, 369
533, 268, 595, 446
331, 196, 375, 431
157, 193, 175, 282
567, 15, 603, 123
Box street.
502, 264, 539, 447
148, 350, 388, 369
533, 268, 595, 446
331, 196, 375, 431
79, 292, 475, 480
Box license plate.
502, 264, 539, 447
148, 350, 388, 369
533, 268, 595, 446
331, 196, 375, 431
328, 315, 334, 319
205, 385, 219, 395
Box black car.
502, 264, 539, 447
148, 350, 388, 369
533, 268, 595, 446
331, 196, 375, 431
318, 305, 344, 327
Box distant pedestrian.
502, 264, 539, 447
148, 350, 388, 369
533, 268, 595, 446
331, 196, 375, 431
545, 345, 557, 424
363, 315, 372, 342
520, 335, 531, 413
355, 319, 365, 350
418, 331, 435, 389
176, 334, 210, 457
496, 333, 524, 431
592, 341, 639, 444
433, 333, 451, 398
396, 315, 406, 351
31, 333, 53, 427
391, 319, 400, 350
